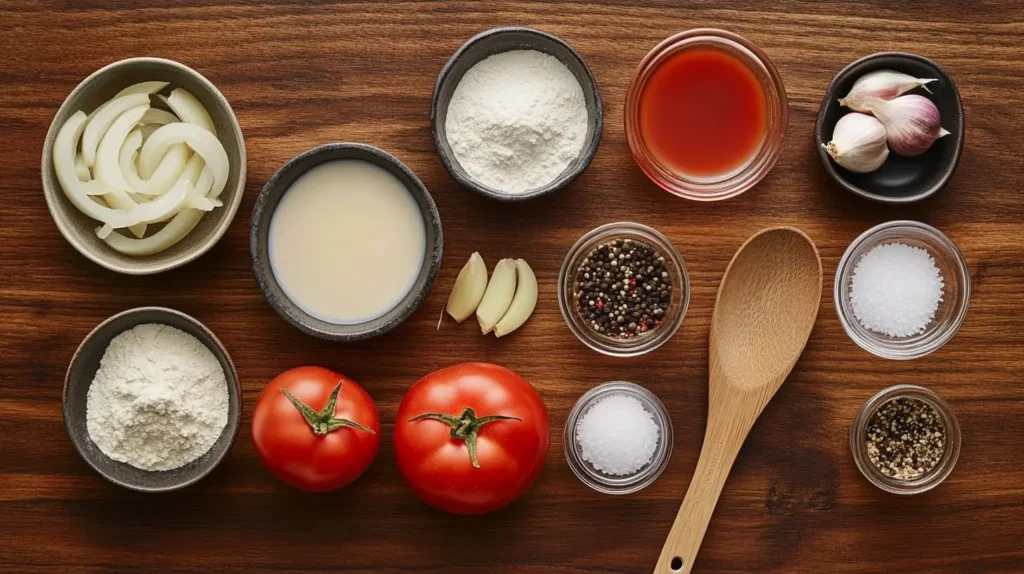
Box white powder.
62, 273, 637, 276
576, 394, 659, 476
86, 323, 229, 471
850, 243, 944, 337
445, 49, 589, 194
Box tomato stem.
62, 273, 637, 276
282, 381, 376, 436
409, 407, 520, 468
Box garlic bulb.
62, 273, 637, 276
839, 69, 938, 112
863, 95, 950, 157
823, 112, 889, 173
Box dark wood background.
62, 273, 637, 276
2, 1, 1022, 572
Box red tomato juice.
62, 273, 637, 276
639, 47, 768, 178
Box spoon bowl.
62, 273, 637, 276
655, 227, 822, 574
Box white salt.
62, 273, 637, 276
576, 394, 659, 476
849, 242, 944, 338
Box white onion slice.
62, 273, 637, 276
142, 144, 189, 193
161, 88, 216, 134
85, 81, 168, 124
119, 130, 146, 193
104, 209, 203, 256
80, 93, 150, 167
53, 111, 137, 230
150, 154, 205, 223
139, 123, 229, 199
140, 108, 179, 125
94, 104, 148, 194
140, 123, 161, 140
102, 172, 215, 256
75, 154, 91, 182
113, 81, 169, 100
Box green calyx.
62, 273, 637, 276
283, 381, 376, 436
409, 407, 520, 468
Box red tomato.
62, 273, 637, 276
394, 362, 550, 515
252, 366, 380, 492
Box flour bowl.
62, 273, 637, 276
431, 27, 603, 202
63, 307, 241, 492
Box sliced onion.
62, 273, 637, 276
85, 81, 168, 124
119, 129, 147, 193
74, 154, 91, 182
113, 81, 169, 100
140, 123, 161, 140
53, 111, 138, 231
80, 93, 150, 167
139, 123, 229, 199
101, 170, 216, 255
103, 208, 204, 256
150, 154, 205, 223
142, 144, 189, 193
140, 108, 179, 125
94, 104, 149, 194
161, 88, 216, 134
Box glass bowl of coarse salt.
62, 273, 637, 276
835, 220, 971, 360
563, 381, 673, 495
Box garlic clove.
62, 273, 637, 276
476, 258, 517, 335
494, 259, 538, 338
446, 252, 489, 323
823, 112, 889, 173
863, 95, 949, 157
839, 69, 938, 112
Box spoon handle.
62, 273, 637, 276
653, 417, 749, 574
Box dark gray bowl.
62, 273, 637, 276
431, 27, 603, 202
63, 307, 241, 492
814, 52, 964, 204
42, 57, 246, 274
250, 143, 443, 341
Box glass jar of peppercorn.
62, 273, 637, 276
850, 384, 961, 495
558, 222, 689, 357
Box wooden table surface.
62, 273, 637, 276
2, 2, 1023, 573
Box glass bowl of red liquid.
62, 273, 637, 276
625, 29, 788, 201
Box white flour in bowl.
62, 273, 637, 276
86, 323, 228, 471
445, 49, 589, 194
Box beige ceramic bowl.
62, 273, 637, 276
41, 57, 246, 274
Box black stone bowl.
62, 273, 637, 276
431, 26, 603, 202
814, 52, 964, 204
63, 307, 241, 493
250, 143, 443, 341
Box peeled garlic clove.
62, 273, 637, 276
823, 112, 889, 173
494, 259, 538, 338
446, 252, 488, 323
863, 95, 949, 157
839, 69, 938, 112
476, 258, 517, 335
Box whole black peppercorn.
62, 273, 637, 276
572, 238, 675, 340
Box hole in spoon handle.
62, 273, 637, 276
670, 557, 684, 571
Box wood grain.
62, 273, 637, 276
1, 1, 1023, 573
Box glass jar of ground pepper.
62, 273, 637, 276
850, 385, 961, 495
558, 222, 689, 357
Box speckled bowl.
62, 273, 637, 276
63, 307, 241, 492
41, 57, 246, 274
430, 26, 603, 202
250, 143, 443, 341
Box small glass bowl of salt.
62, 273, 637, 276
563, 381, 673, 495
835, 220, 971, 360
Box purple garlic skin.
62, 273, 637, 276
863, 95, 950, 157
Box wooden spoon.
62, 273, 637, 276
654, 227, 822, 574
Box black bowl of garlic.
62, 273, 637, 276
814, 52, 964, 204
